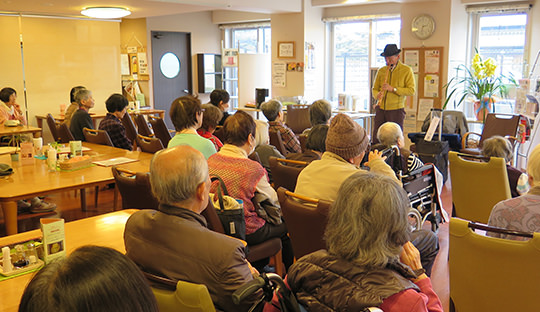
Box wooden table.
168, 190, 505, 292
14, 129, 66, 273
35, 108, 165, 131
0, 209, 137, 312
0, 124, 42, 138
0, 143, 152, 235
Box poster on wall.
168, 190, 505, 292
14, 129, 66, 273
305, 42, 315, 70
404, 50, 419, 73
273, 62, 286, 87
120, 54, 130, 75
222, 48, 238, 67
425, 50, 440, 74
137, 53, 148, 75
417, 98, 434, 121
424, 74, 439, 98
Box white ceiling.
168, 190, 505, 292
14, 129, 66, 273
0, 0, 302, 19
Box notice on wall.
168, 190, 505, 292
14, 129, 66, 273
417, 98, 434, 121
273, 62, 286, 87
425, 50, 440, 74
404, 50, 419, 73
222, 49, 238, 67
424, 74, 439, 98
137, 53, 148, 75
121, 54, 130, 75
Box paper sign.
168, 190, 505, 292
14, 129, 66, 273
137, 53, 148, 75
404, 50, 419, 72
424, 116, 441, 142
127, 46, 138, 54
40, 218, 66, 264
120, 54, 130, 75
273, 62, 286, 87
417, 98, 434, 121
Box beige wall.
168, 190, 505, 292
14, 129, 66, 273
304, 0, 326, 102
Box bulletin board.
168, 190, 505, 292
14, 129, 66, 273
402, 47, 444, 121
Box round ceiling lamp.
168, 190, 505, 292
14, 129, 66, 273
81, 7, 131, 19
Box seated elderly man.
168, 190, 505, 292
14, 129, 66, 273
260, 99, 301, 154
375, 121, 424, 175
124, 145, 259, 311
295, 113, 439, 275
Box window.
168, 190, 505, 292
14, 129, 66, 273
327, 17, 400, 112
221, 23, 271, 108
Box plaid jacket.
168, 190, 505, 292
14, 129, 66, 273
268, 121, 302, 154
98, 113, 132, 151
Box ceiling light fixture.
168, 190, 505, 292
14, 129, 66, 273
81, 7, 131, 19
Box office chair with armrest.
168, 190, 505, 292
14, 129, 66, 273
268, 157, 308, 191
449, 217, 540, 312
277, 188, 331, 259
111, 166, 158, 210
142, 271, 216, 312
269, 130, 288, 156
148, 115, 173, 147
449, 151, 511, 223
83, 128, 114, 146
460, 113, 521, 155
136, 134, 164, 153
285, 104, 311, 135
122, 113, 138, 150
135, 114, 154, 137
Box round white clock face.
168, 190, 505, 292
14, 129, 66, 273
412, 14, 435, 40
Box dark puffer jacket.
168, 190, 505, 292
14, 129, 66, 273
287, 250, 419, 312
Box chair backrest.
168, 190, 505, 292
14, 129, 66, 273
122, 113, 138, 143
277, 187, 331, 259
268, 157, 308, 191
112, 166, 159, 209
83, 128, 113, 146
58, 123, 75, 143
285, 104, 311, 134
298, 133, 308, 153
136, 134, 164, 154
449, 217, 540, 312
269, 130, 288, 156
449, 151, 511, 223
148, 116, 172, 147
135, 114, 154, 137
46, 113, 61, 142
142, 271, 216, 312
479, 113, 521, 147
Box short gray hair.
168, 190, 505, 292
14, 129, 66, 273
310, 99, 332, 126
377, 122, 403, 146
261, 99, 282, 121
482, 135, 513, 163
75, 89, 92, 106
254, 120, 269, 147
325, 172, 410, 267
149, 146, 208, 205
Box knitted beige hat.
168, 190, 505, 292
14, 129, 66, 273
325, 113, 369, 160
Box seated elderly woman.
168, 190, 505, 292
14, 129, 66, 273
482, 135, 526, 198
488, 143, 540, 240
168, 95, 216, 159
375, 121, 424, 174
302, 99, 333, 135
207, 111, 293, 271
261, 99, 302, 155
267, 172, 443, 311
197, 103, 224, 151
254, 119, 284, 182
19, 245, 158, 312
287, 124, 328, 163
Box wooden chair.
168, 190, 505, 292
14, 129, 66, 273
58, 123, 75, 143
460, 113, 521, 155
142, 271, 216, 312
449, 151, 511, 223
285, 104, 311, 135
136, 134, 164, 153
298, 133, 308, 153
83, 128, 114, 146
201, 198, 284, 277
268, 157, 308, 191
148, 115, 173, 147
449, 218, 540, 312
112, 166, 158, 210
277, 187, 332, 259
269, 130, 288, 156
135, 114, 154, 137
122, 113, 138, 150
46, 113, 63, 142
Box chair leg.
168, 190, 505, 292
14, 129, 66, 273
94, 186, 99, 209
272, 250, 284, 277
113, 186, 119, 211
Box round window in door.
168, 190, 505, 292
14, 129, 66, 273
160, 52, 181, 79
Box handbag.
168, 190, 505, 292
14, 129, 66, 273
252, 192, 282, 225
210, 175, 246, 240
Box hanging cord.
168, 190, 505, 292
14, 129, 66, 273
18, 14, 29, 128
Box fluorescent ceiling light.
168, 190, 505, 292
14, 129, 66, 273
81, 7, 131, 19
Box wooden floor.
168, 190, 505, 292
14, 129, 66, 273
0, 183, 454, 311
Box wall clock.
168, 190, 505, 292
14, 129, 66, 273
412, 14, 435, 40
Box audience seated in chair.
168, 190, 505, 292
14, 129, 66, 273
261, 99, 301, 155
207, 111, 294, 272
19, 245, 158, 312
295, 114, 438, 275
287, 124, 328, 163
482, 135, 527, 198
69, 89, 95, 141
302, 99, 332, 136
197, 103, 224, 151
98, 93, 132, 150
209, 89, 231, 126
266, 173, 443, 312
168, 95, 216, 159
124, 145, 261, 311
487, 143, 540, 240
254, 119, 284, 182
64, 85, 86, 127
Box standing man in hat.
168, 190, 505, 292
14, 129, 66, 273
372, 44, 416, 143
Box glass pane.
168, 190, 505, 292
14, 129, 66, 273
159, 52, 180, 79
263, 27, 271, 54
233, 29, 258, 54
372, 19, 401, 67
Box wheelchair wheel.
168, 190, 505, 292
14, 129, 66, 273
408, 208, 422, 231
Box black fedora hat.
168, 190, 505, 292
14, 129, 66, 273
381, 44, 401, 57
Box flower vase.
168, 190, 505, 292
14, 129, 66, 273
473, 97, 492, 123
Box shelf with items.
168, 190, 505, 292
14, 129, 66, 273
121, 42, 150, 109
197, 53, 223, 94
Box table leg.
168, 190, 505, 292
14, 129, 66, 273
80, 188, 87, 212
2, 201, 18, 235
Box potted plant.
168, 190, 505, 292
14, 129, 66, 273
443, 52, 515, 122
